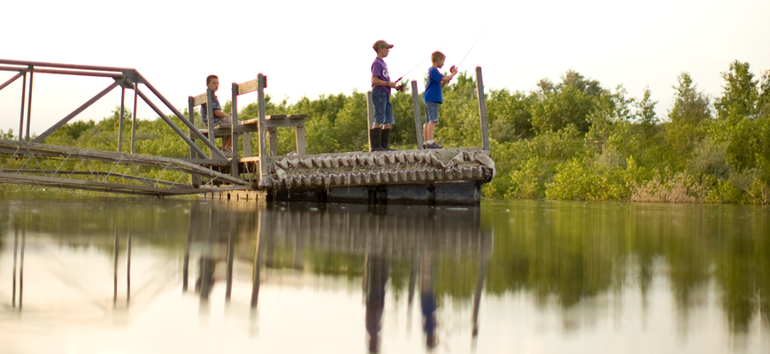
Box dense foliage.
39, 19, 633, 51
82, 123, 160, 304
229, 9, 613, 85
4, 60, 768, 204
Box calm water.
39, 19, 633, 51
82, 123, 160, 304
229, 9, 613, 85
0, 197, 769, 354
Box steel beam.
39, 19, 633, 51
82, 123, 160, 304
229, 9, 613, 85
33, 81, 120, 143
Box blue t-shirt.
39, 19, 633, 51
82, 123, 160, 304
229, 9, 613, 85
423, 66, 444, 104
371, 57, 391, 95
201, 96, 222, 125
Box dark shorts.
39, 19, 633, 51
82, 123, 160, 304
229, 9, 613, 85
372, 89, 394, 125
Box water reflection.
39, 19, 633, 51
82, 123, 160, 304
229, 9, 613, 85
1, 198, 769, 353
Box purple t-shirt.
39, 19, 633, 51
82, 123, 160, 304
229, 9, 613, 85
371, 57, 391, 95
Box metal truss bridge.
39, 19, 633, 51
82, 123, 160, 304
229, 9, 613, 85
0, 59, 250, 196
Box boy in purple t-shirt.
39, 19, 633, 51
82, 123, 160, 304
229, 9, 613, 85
422, 51, 457, 149
370, 40, 403, 151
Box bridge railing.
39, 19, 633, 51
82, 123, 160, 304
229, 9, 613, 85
0, 59, 227, 162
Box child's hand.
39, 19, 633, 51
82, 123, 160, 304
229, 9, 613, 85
450, 66, 458, 74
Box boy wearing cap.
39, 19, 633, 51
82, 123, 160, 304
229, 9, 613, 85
422, 51, 457, 149
370, 40, 403, 152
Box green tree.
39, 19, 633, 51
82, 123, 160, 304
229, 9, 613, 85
714, 60, 759, 122
666, 72, 711, 155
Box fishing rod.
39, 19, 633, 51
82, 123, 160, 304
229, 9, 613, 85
394, 20, 493, 86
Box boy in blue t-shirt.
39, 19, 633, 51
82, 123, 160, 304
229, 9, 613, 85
422, 51, 458, 149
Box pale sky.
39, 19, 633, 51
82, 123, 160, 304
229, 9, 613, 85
1, 0, 768, 137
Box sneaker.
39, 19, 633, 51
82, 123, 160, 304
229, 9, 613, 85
422, 142, 427, 149
427, 142, 443, 149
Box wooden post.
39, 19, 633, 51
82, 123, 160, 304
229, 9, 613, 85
411, 80, 424, 149
475, 66, 490, 151
257, 74, 270, 186
268, 127, 278, 156
366, 91, 374, 151
295, 123, 306, 155
230, 82, 239, 178
188, 96, 201, 187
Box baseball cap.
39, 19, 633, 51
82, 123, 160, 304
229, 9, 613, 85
373, 40, 394, 50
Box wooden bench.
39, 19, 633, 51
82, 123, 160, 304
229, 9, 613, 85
190, 115, 306, 155
188, 74, 307, 180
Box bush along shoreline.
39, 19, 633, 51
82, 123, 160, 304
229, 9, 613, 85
4, 60, 768, 204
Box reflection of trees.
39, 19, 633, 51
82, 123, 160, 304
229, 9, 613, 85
483, 201, 770, 333
4, 197, 769, 336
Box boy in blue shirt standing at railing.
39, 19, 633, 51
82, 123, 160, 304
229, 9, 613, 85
422, 51, 458, 149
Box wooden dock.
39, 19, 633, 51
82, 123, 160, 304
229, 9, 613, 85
0, 59, 495, 203
193, 69, 495, 205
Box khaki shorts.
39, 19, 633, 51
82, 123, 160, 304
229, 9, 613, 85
215, 117, 232, 126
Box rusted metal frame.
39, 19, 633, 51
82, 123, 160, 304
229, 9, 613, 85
20, 67, 123, 79
411, 80, 424, 149
188, 96, 201, 187
137, 73, 223, 159
18, 72, 27, 142
0, 172, 202, 196
82, 158, 100, 182
152, 163, 173, 188
103, 156, 124, 182
50, 153, 72, 178
131, 83, 138, 154
25, 66, 33, 142
4, 169, 183, 187
206, 89, 216, 147
118, 87, 125, 153
0, 65, 29, 72
0, 140, 247, 185
0, 71, 24, 91
0, 59, 131, 73
135, 89, 215, 161
67, 156, 87, 179
29, 152, 51, 178
33, 81, 121, 143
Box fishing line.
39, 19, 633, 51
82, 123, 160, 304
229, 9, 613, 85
394, 39, 456, 84
455, 19, 494, 69
395, 19, 494, 84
